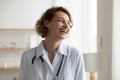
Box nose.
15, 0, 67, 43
63, 21, 71, 28
63, 23, 68, 28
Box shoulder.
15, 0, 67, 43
67, 44, 84, 62
67, 44, 81, 55
23, 47, 36, 54
21, 47, 36, 60
66, 44, 84, 68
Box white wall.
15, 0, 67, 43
112, 0, 120, 80
0, 0, 53, 28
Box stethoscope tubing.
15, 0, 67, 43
31, 49, 64, 77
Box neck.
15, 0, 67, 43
43, 37, 62, 55
43, 37, 62, 64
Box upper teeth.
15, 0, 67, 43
60, 29, 66, 32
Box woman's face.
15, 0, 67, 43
45, 11, 71, 40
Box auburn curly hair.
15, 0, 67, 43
36, 6, 73, 38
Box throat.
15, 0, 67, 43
48, 53, 55, 64
43, 40, 61, 64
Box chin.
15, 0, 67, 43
59, 35, 66, 39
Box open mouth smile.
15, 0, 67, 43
59, 29, 68, 33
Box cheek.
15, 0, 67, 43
49, 26, 58, 33
67, 28, 71, 33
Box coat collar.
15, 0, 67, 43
36, 40, 68, 58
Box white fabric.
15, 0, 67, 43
19, 40, 86, 80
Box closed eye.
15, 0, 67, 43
57, 19, 64, 23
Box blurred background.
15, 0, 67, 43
0, 0, 119, 80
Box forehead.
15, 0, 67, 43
53, 11, 70, 20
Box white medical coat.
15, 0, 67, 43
19, 41, 86, 80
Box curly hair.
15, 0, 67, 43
36, 6, 73, 38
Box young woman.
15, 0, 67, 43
19, 6, 86, 80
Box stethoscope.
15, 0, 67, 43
31, 48, 64, 79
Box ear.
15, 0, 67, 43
44, 20, 49, 28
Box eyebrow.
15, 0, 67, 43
57, 17, 64, 19
57, 17, 70, 21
